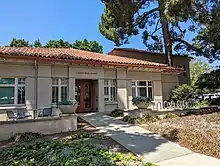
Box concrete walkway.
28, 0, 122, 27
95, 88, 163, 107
79, 112, 220, 166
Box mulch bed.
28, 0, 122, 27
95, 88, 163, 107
141, 113, 220, 159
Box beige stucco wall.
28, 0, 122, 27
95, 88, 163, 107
0, 60, 180, 113
162, 74, 179, 101
0, 114, 77, 141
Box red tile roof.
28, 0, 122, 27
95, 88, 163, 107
0, 47, 183, 72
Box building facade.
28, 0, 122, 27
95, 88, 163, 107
0, 47, 183, 115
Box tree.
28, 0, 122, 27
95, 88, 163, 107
196, 68, 220, 92
72, 39, 103, 53
9, 38, 30, 47
33, 40, 42, 48
190, 59, 212, 85
44, 39, 72, 48
99, 0, 220, 66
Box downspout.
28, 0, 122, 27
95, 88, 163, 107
34, 60, 38, 119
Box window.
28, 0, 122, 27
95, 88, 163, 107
104, 80, 116, 101
0, 78, 26, 105
52, 78, 68, 103
132, 81, 153, 99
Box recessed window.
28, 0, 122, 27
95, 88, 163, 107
104, 80, 116, 102
132, 80, 153, 99
52, 78, 68, 103
0, 78, 26, 105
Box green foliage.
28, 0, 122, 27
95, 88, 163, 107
164, 113, 178, 119
135, 115, 160, 124
73, 39, 103, 53
196, 69, 220, 92
8, 132, 42, 144
132, 97, 153, 105
190, 59, 212, 85
0, 132, 151, 166
100, 0, 220, 62
33, 39, 42, 48
122, 115, 136, 124
45, 39, 72, 48
58, 100, 73, 105
109, 109, 124, 117
144, 163, 157, 166
209, 98, 220, 106
169, 84, 195, 102
9, 38, 30, 47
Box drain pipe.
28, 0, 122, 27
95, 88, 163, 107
34, 60, 38, 119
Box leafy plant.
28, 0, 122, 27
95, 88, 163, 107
122, 115, 136, 124
163, 113, 178, 119
58, 100, 73, 105
8, 132, 43, 144
109, 109, 124, 117
132, 97, 153, 105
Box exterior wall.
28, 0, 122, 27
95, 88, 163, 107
0, 60, 179, 113
109, 50, 191, 85
0, 114, 77, 141
162, 74, 179, 101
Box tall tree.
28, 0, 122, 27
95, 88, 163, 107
190, 59, 212, 85
72, 39, 103, 53
9, 38, 30, 47
44, 39, 72, 48
33, 39, 42, 48
99, 0, 220, 66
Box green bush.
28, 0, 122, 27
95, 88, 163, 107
163, 113, 178, 119
8, 132, 43, 143
122, 115, 135, 124
209, 98, 220, 106
109, 109, 124, 117
135, 115, 160, 124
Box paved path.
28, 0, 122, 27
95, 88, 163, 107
79, 112, 220, 166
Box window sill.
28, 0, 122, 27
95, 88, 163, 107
105, 101, 118, 105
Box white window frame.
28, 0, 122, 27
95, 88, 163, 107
104, 80, 117, 102
132, 80, 153, 98
52, 78, 68, 103
0, 78, 26, 105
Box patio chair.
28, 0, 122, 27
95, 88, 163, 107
38, 108, 52, 117
6, 110, 17, 120
17, 109, 32, 119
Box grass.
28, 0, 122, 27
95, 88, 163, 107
141, 113, 220, 159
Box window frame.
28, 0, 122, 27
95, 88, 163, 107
52, 78, 68, 103
0, 78, 26, 105
104, 80, 117, 102
131, 80, 153, 99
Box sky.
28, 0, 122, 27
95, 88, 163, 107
0, 0, 218, 67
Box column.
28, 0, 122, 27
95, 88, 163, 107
153, 80, 163, 110
117, 70, 128, 110
68, 78, 75, 102
98, 79, 105, 112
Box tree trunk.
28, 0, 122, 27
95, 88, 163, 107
158, 0, 173, 66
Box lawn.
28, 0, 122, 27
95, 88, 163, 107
0, 118, 155, 166
141, 113, 220, 159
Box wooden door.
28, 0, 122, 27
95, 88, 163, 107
78, 81, 93, 112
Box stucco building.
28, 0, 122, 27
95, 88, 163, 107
0, 47, 184, 114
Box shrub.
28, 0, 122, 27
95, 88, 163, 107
135, 115, 160, 124
163, 113, 178, 119
209, 98, 220, 106
8, 132, 43, 143
132, 97, 153, 105
122, 115, 135, 124
109, 109, 124, 117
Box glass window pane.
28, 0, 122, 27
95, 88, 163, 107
132, 87, 136, 97
61, 87, 68, 102
0, 78, 15, 84
138, 87, 147, 97
148, 81, 152, 86
52, 78, 59, 85
110, 80, 116, 86
52, 87, 58, 103
138, 81, 147, 86
104, 80, 109, 86
61, 78, 68, 85
18, 78, 26, 85
18, 87, 25, 104
148, 87, 153, 99
0, 87, 14, 104
104, 87, 109, 95
131, 81, 135, 86
110, 87, 116, 101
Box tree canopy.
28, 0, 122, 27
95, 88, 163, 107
99, 0, 220, 65
7, 38, 103, 53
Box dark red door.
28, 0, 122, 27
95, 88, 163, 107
78, 82, 93, 112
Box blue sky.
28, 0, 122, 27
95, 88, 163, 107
0, 0, 218, 67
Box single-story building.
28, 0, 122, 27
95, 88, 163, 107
0, 47, 183, 116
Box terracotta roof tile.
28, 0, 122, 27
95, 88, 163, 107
0, 47, 183, 72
